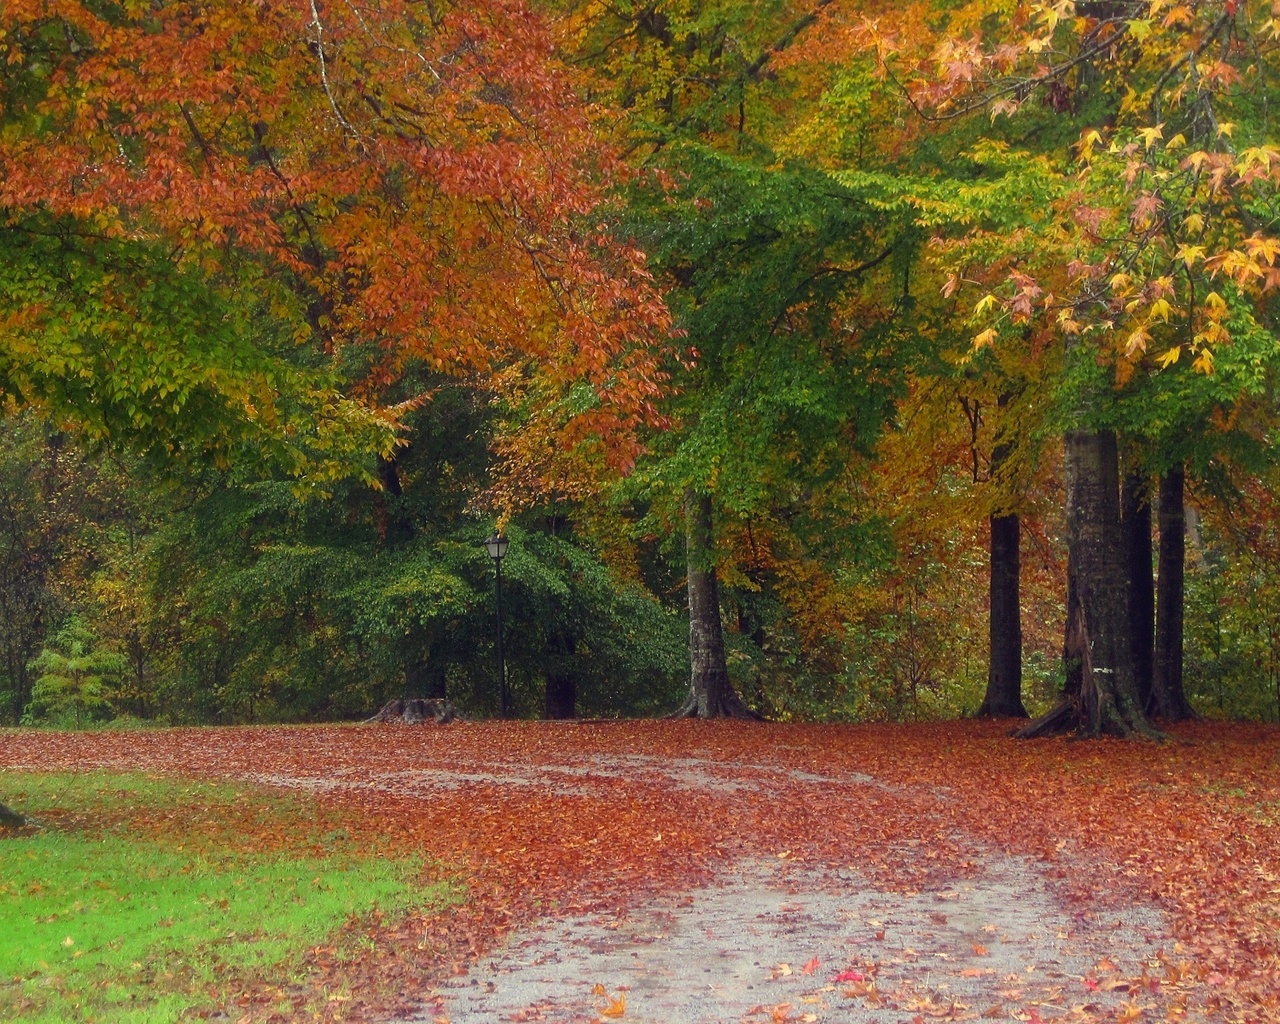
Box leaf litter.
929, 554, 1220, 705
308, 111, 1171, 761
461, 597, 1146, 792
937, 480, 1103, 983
1, 720, 1277, 1023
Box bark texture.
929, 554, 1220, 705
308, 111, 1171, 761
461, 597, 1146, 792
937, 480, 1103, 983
978, 512, 1027, 717
672, 490, 761, 719
1018, 430, 1157, 738
1122, 471, 1155, 710
1152, 465, 1197, 721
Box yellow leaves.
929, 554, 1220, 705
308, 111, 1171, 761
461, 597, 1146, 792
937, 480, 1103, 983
1183, 151, 1210, 172
1192, 347, 1214, 374
972, 328, 999, 351
1137, 124, 1164, 150
1125, 327, 1150, 357
1148, 298, 1173, 323
1033, 0, 1075, 34
1217, 122, 1235, 139
1204, 291, 1228, 318
1126, 19, 1154, 40
1183, 212, 1205, 235
973, 294, 999, 316
1244, 234, 1280, 266
1076, 129, 1104, 162
1158, 345, 1181, 367
1175, 244, 1205, 268
1198, 321, 1231, 347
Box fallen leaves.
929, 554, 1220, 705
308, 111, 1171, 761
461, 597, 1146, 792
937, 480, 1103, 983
2, 720, 1279, 1024
592, 983, 626, 1018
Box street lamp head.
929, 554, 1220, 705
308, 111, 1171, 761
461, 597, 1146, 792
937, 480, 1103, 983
484, 533, 509, 561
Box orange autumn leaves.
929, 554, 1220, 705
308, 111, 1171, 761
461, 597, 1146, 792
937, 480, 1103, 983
0, 0, 671, 487
3, 720, 1279, 1023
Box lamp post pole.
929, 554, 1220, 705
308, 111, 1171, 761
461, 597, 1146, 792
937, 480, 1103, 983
484, 534, 511, 718
495, 553, 509, 718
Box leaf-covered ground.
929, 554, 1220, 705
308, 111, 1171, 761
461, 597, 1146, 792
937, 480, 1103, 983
1, 721, 1277, 1023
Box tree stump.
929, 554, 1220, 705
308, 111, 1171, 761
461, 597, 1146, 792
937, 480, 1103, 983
365, 698, 459, 724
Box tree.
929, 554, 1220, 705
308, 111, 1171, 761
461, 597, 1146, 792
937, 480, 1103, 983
570, 0, 926, 716
802, 0, 1280, 735
1152, 465, 1197, 720
977, 391, 1029, 718
25, 619, 126, 727
1122, 469, 1156, 710
1, 0, 672, 491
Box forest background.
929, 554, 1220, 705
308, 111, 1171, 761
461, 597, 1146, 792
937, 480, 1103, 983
3, 0, 1280, 732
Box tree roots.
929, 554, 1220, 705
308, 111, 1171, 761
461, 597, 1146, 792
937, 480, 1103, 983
365, 698, 459, 725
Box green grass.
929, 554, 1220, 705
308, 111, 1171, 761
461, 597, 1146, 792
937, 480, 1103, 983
0, 772, 458, 1023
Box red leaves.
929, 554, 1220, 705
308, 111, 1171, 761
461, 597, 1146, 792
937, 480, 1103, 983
5, 720, 1280, 1022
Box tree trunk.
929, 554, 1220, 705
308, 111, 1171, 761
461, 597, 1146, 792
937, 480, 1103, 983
544, 672, 576, 719
375, 454, 413, 545
978, 512, 1027, 716
1152, 465, 1197, 721
0, 802, 25, 828
671, 490, 760, 719
1017, 430, 1158, 738
1122, 470, 1155, 711
544, 630, 577, 719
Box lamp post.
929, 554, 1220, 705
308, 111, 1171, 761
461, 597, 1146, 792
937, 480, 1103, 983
484, 533, 510, 718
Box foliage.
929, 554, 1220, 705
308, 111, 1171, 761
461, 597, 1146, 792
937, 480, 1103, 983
0, 0, 673, 490
0, 771, 457, 1023
23, 618, 125, 727
1186, 474, 1280, 720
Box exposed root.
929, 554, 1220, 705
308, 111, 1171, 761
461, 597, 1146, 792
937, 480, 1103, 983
1013, 697, 1077, 739
0, 801, 26, 829
365, 699, 459, 725
974, 698, 1029, 719
668, 687, 765, 721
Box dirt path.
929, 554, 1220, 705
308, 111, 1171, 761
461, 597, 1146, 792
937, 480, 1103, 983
427, 854, 1170, 1024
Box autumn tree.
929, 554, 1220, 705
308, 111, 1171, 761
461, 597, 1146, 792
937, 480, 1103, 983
0, 0, 671, 488
785, 0, 1280, 735
571, 0, 925, 717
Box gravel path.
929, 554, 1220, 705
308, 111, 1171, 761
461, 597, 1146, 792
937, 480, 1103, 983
422, 853, 1171, 1023
238, 746, 1182, 1024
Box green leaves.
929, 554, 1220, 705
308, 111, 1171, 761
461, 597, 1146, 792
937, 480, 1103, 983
0, 220, 395, 485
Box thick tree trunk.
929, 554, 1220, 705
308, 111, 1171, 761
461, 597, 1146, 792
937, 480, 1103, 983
1152, 465, 1197, 721
1122, 471, 1155, 711
1017, 430, 1158, 738
671, 490, 760, 719
0, 802, 26, 828
978, 512, 1027, 717
544, 631, 577, 719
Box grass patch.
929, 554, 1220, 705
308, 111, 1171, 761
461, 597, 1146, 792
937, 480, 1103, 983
0, 772, 458, 1023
